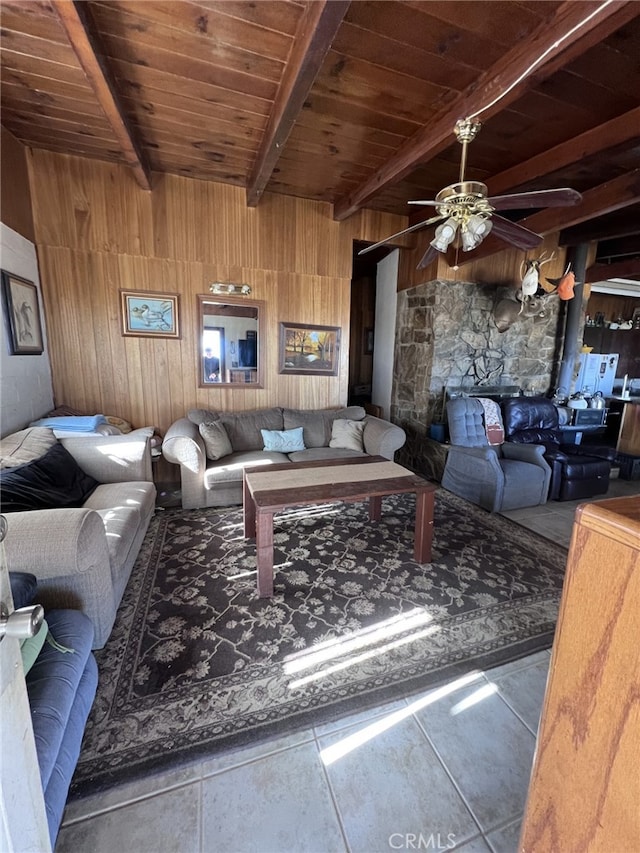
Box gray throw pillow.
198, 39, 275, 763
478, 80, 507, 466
329, 419, 365, 451
199, 421, 233, 460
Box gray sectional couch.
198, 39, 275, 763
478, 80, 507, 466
1, 427, 156, 648
162, 406, 406, 509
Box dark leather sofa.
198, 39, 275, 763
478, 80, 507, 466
501, 397, 616, 501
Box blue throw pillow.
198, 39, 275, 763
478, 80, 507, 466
0, 443, 99, 512
261, 427, 305, 453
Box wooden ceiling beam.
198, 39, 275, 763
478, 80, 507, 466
51, 0, 152, 191
486, 107, 640, 196
596, 234, 640, 260
585, 258, 640, 283
520, 169, 640, 235
333, 0, 639, 222
246, 0, 350, 207
560, 206, 640, 245
455, 169, 640, 266
410, 109, 640, 228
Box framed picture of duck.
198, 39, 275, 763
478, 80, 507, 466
120, 290, 180, 339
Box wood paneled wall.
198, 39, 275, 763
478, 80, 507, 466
1, 126, 35, 242
26, 150, 408, 435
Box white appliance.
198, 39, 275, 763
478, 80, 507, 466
576, 353, 619, 397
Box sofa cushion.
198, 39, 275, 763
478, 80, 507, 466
204, 451, 289, 487
25, 609, 97, 846
92, 506, 142, 574
282, 406, 366, 448
199, 421, 233, 460
83, 481, 156, 520
261, 427, 305, 453
0, 427, 57, 469
187, 408, 219, 425
329, 419, 365, 451
219, 408, 284, 452
502, 397, 559, 435
26, 609, 95, 793
289, 447, 367, 463
0, 444, 99, 512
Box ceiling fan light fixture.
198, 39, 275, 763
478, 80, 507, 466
358, 118, 581, 265
430, 217, 458, 253
461, 214, 493, 251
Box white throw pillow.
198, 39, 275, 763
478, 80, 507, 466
199, 421, 233, 460
261, 427, 305, 453
329, 419, 365, 451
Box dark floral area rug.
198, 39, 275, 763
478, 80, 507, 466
70, 490, 567, 797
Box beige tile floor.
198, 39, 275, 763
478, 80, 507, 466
55, 478, 639, 853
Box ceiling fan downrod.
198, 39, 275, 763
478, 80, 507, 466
454, 117, 482, 183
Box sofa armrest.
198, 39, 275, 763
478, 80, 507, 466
3, 508, 110, 576
161, 418, 206, 471
3, 509, 116, 646
162, 418, 207, 509
362, 416, 406, 460
543, 446, 570, 464
559, 443, 617, 463
502, 442, 550, 471
61, 427, 154, 483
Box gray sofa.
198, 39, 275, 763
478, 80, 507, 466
1, 427, 156, 648
162, 406, 407, 509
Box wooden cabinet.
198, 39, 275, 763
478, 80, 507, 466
519, 496, 640, 852
618, 401, 640, 456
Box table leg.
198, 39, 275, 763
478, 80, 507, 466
256, 510, 275, 597
414, 489, 434, 563
369, 495, 382, 522
243, 475, 256, 538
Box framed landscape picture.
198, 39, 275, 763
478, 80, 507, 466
1, 270, 44, 355
120, 290, 180, 338
279, 322, 341, 376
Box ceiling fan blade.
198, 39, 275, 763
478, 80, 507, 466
407, 199, 440, 206
488, 188, 582, 210
491, 214, 544, 250
417, 244, 439, 269
357, 215, 445, 255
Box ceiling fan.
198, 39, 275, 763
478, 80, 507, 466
359, 118, 582, 269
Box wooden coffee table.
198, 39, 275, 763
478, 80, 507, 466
243, 456, 436, 597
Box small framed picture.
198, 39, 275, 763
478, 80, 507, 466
1, 270, 44, 355
120, 290, 180, 338
279, 322, 341, 376
363, 327, 374, 354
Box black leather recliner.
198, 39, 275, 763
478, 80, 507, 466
501, 397, 616, 502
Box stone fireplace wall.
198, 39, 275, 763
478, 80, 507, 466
392, 279, 564, 474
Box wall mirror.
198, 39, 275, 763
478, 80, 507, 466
197, 294, 265, 387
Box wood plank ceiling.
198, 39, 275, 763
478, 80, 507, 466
1, 0, 639, 277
